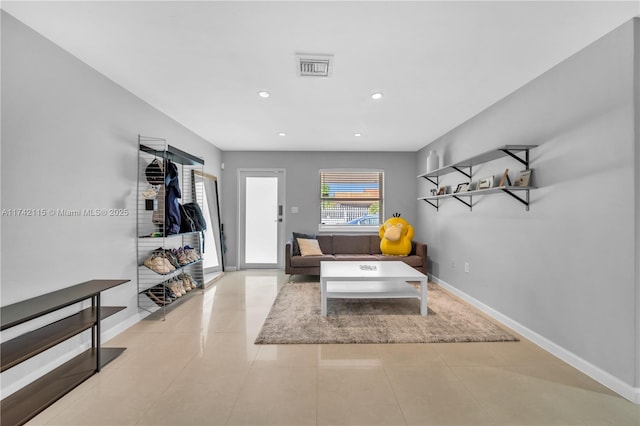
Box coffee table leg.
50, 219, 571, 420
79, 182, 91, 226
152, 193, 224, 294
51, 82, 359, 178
321, 278, 327, 316
420, 279, 427, 316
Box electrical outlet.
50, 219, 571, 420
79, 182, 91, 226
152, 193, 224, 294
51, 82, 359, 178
464, 262, 470, 273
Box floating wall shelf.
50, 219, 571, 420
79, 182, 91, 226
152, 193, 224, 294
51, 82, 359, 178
417, 145, 537, 211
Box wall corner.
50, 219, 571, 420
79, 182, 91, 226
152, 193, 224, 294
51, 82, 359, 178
633, 16, 640, 392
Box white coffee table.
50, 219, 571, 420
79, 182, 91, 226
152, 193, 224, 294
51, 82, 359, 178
320, 261, 428, 316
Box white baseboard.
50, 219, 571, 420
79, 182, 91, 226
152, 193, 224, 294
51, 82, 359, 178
103, 311, 145, 343
431, 275, 640, 405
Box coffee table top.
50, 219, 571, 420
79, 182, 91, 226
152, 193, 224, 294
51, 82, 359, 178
320, 261, 426, 280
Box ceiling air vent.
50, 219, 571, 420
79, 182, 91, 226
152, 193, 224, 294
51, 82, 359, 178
296, 53, 333, 78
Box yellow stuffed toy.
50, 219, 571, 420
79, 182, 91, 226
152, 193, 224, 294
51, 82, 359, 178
379, 213, 414, 256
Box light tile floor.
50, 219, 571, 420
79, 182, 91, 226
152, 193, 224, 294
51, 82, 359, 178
27, 270, 640, 425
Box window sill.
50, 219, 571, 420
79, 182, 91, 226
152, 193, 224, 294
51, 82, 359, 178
317, 225, 379, 234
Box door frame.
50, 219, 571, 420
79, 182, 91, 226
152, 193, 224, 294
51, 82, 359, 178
237, 168, 286, 270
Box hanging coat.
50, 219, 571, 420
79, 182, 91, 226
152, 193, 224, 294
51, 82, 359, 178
165, 160, 182, 234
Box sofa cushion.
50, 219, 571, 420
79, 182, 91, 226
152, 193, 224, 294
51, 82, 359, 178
369, 235, 382, 254
333, 254, 379, 262
297, 238, 324, 256
290, 254, 335, 267
292, 232, 315, 255
316, 235, 333, 255
332, 235, 372, 254
371, 254, 423, 268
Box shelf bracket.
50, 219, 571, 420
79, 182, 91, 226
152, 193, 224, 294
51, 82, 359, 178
501, 188, 530, 211
451, 166, 471, 179
501, 149, 530, 169
423, 176, 438, 186
422, 198, 439, 211
452, 195, 472, 211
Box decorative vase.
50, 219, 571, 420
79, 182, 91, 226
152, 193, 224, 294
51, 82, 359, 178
427, 150, 439, 172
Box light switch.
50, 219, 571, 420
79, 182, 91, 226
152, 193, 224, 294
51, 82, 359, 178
291, 206, 299, 214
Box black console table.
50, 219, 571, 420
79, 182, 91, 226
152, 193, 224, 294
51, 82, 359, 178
0, 279, 129, 426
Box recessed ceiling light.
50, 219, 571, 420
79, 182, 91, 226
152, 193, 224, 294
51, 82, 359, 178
278, 132, 286, 137
258, 91, 270, 98
371, 92, 383, 100
354, 133, 362, 137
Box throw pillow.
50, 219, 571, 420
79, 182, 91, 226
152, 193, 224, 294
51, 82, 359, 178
292, 232, 315, 256
297, 238, 324, 256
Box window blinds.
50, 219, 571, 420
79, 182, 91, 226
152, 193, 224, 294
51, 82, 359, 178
320, 171, 383, 201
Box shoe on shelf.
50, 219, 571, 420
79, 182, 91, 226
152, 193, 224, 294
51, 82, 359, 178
158, 248, 181, 268
183, 245, 200, 262
144, 254, 175, 275
169, 279, 183, 297
173, 247, 190, 265
163, 282, 179, 299
179, 278, 190, 292
184, 277, 194, 291
178, 272, 191, 290
176, 278, 187, 295
147, 286, 170, 306
186, 273, 199, 290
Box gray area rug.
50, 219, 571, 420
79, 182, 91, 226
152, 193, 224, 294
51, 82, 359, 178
255, 282, 519, 344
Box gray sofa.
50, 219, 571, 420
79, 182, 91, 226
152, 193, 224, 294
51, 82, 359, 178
285, 234, 427, 277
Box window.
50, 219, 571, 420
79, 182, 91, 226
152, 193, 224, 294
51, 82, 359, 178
319, 169, 383, 228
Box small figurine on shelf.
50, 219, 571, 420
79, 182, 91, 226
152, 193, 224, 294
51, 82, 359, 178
514, 169, 533, 187
497, 169, 512, 187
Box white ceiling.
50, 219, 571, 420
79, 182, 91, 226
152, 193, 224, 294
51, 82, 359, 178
3, 1, 639, 152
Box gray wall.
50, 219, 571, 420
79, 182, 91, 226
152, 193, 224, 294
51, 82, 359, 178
1, 12, 222, 395
220, 151, 418, 268
415, 18, 639, 394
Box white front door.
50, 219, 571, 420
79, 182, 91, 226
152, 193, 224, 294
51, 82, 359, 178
239, 169, 285, 269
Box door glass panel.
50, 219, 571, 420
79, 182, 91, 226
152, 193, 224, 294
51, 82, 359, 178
245, 176, 278, 263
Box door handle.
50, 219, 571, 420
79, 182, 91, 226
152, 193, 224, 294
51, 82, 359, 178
276, 205, 283, 222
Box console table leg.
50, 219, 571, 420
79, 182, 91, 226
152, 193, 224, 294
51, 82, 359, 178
95, 293, 101, 372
